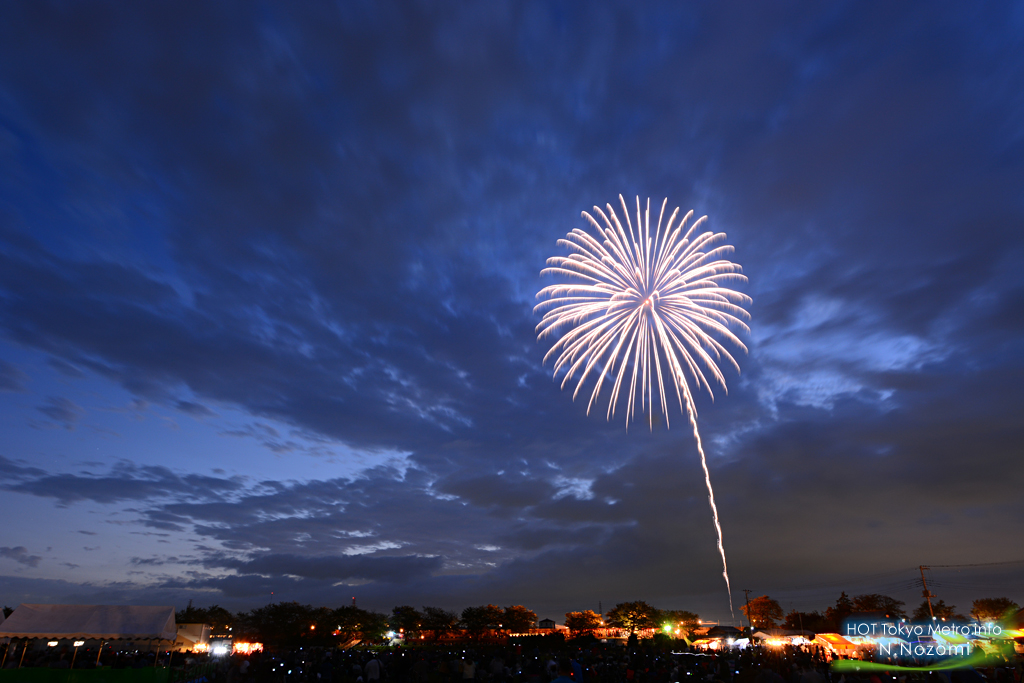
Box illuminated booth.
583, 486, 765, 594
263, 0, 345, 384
0, 604, 176, 669
814, 633, 860, 657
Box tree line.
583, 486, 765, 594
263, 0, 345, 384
739, 594, 1019, 632
174, 601, 701, 649
167, 593, 1017, 650
174, 602, 540, 649
5, 590, 1016, 652
564, 603, 700, 638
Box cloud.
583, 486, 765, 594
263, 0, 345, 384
0, 359, 28, 391
36, 396, 84, 429
0, 455, 244, 506
0, 1, 1020, 619
47, 357, 85, 378
212, 552, 444, 584
175, 400, 216, 417
0, 546, 42, 568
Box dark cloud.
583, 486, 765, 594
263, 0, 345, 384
129, 556, 192, 567
0, 546, 42, 568
212, 553, 444, 584
0, 359, 27, 391
175, 400, 215, 417
0, 1, 1021, 618
0, 456, 244, 506
35, 396, 83, 429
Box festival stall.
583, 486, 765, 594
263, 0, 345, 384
814, 633, 860, 657
0, 604, 176, 671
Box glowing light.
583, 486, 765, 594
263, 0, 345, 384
211, 645, 229, 656
536, 195, 750, 616
48, 641, 59, 647
73, 641, 85, 647
232, 642, 263, 655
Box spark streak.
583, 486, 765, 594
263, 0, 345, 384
535, 195, 750, 617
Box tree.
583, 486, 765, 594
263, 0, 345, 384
204, 605, 236, 631
175, 604, 236, 631
2, 606, 12, 618
852, 594, 907, 619
912, 600, 965, 621
461, 604, 505, 637
176, 605, 204, 624
659, 610, 700, 628
971, 598, 1019, 622
783, 610, 829, 633
307, 606, 338, 647
825, 592, 854, 629
502, 605, 538, 633
564, 610, 603, 638
658, 610, 701, 637
605, 601, 658, 634
360, 610, 390, 642
740, 596, 783, 629
421, 606, 459, 641
391, 605, 424, 638
332, 605, 385, 643
239, 602, 318, 649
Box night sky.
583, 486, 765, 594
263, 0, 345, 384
1, 2, 1022, 624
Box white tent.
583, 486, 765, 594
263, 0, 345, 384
0, 604, 176, 641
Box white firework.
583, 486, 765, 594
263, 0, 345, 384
535, 195, 750, 617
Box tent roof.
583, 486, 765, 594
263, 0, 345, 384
753, 629, 815, 638
815, 633, 856, 647
0, 604, 176, 641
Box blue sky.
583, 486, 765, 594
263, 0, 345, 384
0, 1, 1022, 623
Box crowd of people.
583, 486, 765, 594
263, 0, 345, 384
200, 641, 1022, 683
3, 637, 1020, 683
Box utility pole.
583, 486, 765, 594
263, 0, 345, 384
743, 590, 754, 635
919, 566, 935, 618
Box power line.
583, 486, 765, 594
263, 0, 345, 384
926, 559, 1024, 568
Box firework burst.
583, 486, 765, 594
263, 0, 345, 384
535, 195, 750, 616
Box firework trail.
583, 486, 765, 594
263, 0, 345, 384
535, 195, 750, 618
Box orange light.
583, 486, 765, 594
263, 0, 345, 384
232, 642, 263, 655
